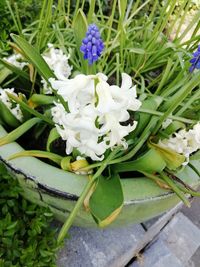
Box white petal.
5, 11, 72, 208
121, 73, 132, 90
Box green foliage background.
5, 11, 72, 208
0, 163, 60, 267
0, 0, 41, 55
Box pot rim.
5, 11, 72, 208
0, 125, 199, 205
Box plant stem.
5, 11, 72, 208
57, 176, 94, 244
139, 108, 196, 124
160, 171, 191, 207
110, 116, 159, 164
57, 148, 120, 244
142, 171, 200, 197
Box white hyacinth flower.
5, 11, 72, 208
43, 44, 72, 80
41, 44, 72, 94
0, 88, 23, 121
99, 113, 137, 148
159, 122, 200, 164
4, 53, 28, 70
51, 73, 141, 161
50, 75, 94, 113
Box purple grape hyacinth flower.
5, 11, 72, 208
80, 24, 104, 65
189, 45, 200, 72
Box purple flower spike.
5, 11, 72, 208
80, 24, 104, 65
189, 45, 200, 72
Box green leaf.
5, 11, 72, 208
61, 157, 72, 171
10, 34, 55, 81
163, 121, 185, 136
0, 100, 21, 128
87, 0, 96, 23
118, 0, 127, 19
7, 92, 54, 125
0, 67, 12, 83
0, 117, 41, 146
46, 127, 60, 151
134, 96, 163, 137
129, 47, 146, 54
114, 148, 166, 173
6, 221, 18, 230
89, 173, 124, 227
8, 150, 63, 165
148, 139, 185, 170
0, 58, 30, 81
29, 94, 56, 106
73, 9, 88, 73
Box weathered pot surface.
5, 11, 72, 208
0, 125, 199, 227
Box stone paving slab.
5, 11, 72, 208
130, 239, 183, 267
182, 197, 200, 228
57, 224, 145, 267
182, 196, 200, 266
130, 212, 200, 267
159, 212, 200, 264
57, 204, 182, 267
186, 247, 200, 267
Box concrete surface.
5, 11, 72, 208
56, 204, 181, 267
57, 224, 145, 267
182, 197, 200, 267
56, 198, 200, 267
130, 212, 200, 267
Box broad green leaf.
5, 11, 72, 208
29, 94, 56, 106
87, 0, 96, 23
0, 59, 30, 81
73, 9, 88, 73
0, 117, 41, 146
7, 92, 54, 125
10, 34, 55, 81
46, 127, 60, 151
148, 139, 185, 170
8, 150, 63, 165
114, 148, 166, 173
0, 100, 21, 128
118, 0, 127, 19
61, 157, 72, 171
0, 67, 12, 83
89, 173, 124, 227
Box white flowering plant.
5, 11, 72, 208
0, 0, 200, 243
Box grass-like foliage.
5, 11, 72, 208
0, 164, 60, 267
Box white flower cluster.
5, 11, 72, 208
159, 122, 200, 164
4, 54, 28, 70
0, 88, 23, 121
42, 44, 72, 94
50, 73, 142, 161
4, 44, 72, 95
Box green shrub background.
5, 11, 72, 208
0, 163, 60, 267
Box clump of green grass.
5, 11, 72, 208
0, 163, 61, 267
